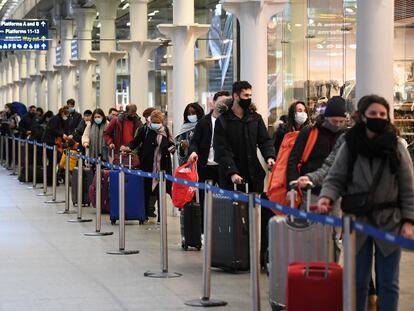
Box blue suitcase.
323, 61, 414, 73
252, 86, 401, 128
109, 171, 146, 224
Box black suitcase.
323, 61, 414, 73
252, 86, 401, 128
18, 164, 52, 185
211, 183, 249, 271
71, 167, 93, 206
180, 191, 202, 251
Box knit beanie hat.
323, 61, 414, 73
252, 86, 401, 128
150, 110, 164, 124
143, 107, 156, 119
324, 96, 346, 117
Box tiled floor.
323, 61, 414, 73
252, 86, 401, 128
0, 166, 413, 310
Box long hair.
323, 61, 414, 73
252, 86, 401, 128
286, 101, 310, 132
183, 102, 205, 123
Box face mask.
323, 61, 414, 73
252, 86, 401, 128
239, 98, 252, 111
295, 112, 308, 125
127, 115, 135, 120
365, 117, 388, 133
150, 123, 162, 130
95, 118, 103, 125
69, 107, 75, 113
62, 115, 68, 121
187, 115, 198, 123
323, 120, 341, 133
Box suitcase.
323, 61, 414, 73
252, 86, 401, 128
71, 167, 94, 206
180, 191, 202, 251
211, 183, 249, 271
18, 164, 53, 185
286, 262, 342, 311
89, 170, 111, 214
109, 170, 146, 224
268, 182, 335, 311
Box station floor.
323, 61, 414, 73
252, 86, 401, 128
1, 166, 414, 310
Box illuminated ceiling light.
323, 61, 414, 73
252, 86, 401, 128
96, 12, 99, 16
294, 23, 302, 27
122, 3, 129, 10
349, 44, 357, 49
126, 22, 130, 26
308, 19, 314, 25
316, 44, 324, 49
148, 10, 159, 17
97, 22, 101, 28
345, 7, 354, 13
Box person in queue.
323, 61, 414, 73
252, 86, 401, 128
316, 94, 414, 311
273, 100, 311, 157
175, 102, 205, 165
104, 104, 143, 156
123, 110, 175, 221
82, 108, 109, 161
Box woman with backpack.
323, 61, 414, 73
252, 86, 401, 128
317, 94, 414, 311
82, 108, 109, 162
273, 100, 311, 156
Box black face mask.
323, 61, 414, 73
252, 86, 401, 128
365, 117, 388, 133
127, 115, 135, 120
323, 121, 342, 133
239, 98, 252, 111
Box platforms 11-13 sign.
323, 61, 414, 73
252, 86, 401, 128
0, 19, 48, 51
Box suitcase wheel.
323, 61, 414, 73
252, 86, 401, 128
196, 246, 201, 251
111, 220, 116, 225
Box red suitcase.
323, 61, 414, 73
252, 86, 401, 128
286, 261, 342, 311
89, 170, 111, 213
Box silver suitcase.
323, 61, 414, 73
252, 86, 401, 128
268, 181, 334, 311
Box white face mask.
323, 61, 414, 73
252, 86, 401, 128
187, 115, 198, 123
295, 111, 308, 125
94, 118, 103, 125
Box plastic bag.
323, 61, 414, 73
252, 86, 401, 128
172, 161, 198, 208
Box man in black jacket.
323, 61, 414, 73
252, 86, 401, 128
213, 81, 275, 193
63, 98, 82, 136
18, 105, 37, 139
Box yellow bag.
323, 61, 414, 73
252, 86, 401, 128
59, 149, 78, 172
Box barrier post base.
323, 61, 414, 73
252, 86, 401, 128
68, 218, 93, 223
37, 193, 52, 197
27, 186, 37, 189
106, 249, 140, 255
45, 200, 65, 204
185, 298, 228, 307
57, 210, 77, 214
84, 231, 114, 236
144, 271, 182, 278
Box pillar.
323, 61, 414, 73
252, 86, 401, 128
71, 7, 97, 112
222, 0, 287, 124
16, 52, 28, 105
91, 0, 124, 114
119, 0, 160, 115
10, 55, 19, 101
6, 58, 13, 102
42, 30, 60, 113
33, 51, 47, 109
158, 0, 210, 134
25, 52, 36, 105
356, 0, 394, 110
55, 19, 77, 105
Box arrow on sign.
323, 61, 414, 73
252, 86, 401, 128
41, 21, 46, 27
41, 43, 46, 49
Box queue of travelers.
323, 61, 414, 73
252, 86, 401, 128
0, 82, 412, 311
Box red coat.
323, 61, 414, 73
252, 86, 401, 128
104, 113, 143, 153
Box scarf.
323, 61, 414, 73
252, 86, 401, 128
89, 123, 105, 160
152, 125, 169, 190
175, 122, 197, 138
345, 122, 399, 178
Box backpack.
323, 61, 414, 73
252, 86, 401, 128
11, 102, 28, 117
267, 127, 318, 214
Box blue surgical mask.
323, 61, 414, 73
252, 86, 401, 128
69, 107, 75, 113
150, 123, 162, 130
94, 118, 103, 125
187, 115, 198, 123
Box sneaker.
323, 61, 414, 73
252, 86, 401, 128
147, 212, 157, 218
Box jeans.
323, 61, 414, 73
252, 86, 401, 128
356, 237, 401, 311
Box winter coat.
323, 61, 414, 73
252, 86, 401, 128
306, 133, 346, 187
273, 124, 288, 157
42, 115, 66, 145
82, 121, 109, 161
63, 111, 82, 136
188, 112, 215, 168
103, 113, 143, 153
18, 113, 37, 139
287, 122, 345, 194
213, 108, 275, 192
320, 140, 414, 256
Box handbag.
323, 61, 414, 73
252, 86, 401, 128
341, 158, 386, 216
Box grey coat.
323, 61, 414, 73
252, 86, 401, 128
320, 140, 414, 256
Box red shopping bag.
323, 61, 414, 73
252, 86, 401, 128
172, 161, 198, 208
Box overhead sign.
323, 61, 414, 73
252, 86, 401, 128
0, 19, 48, 51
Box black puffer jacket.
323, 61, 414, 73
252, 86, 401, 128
213, 108, 275, 192
286, 121, 345, 194
42, 115, 66, 145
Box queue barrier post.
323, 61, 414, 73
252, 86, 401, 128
46, 145, 65, 204
37, 143, 52, 196
57, 149, 76, 214
144, 171, 181, 278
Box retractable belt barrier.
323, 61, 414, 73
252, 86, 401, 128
3, 135, 414, 311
